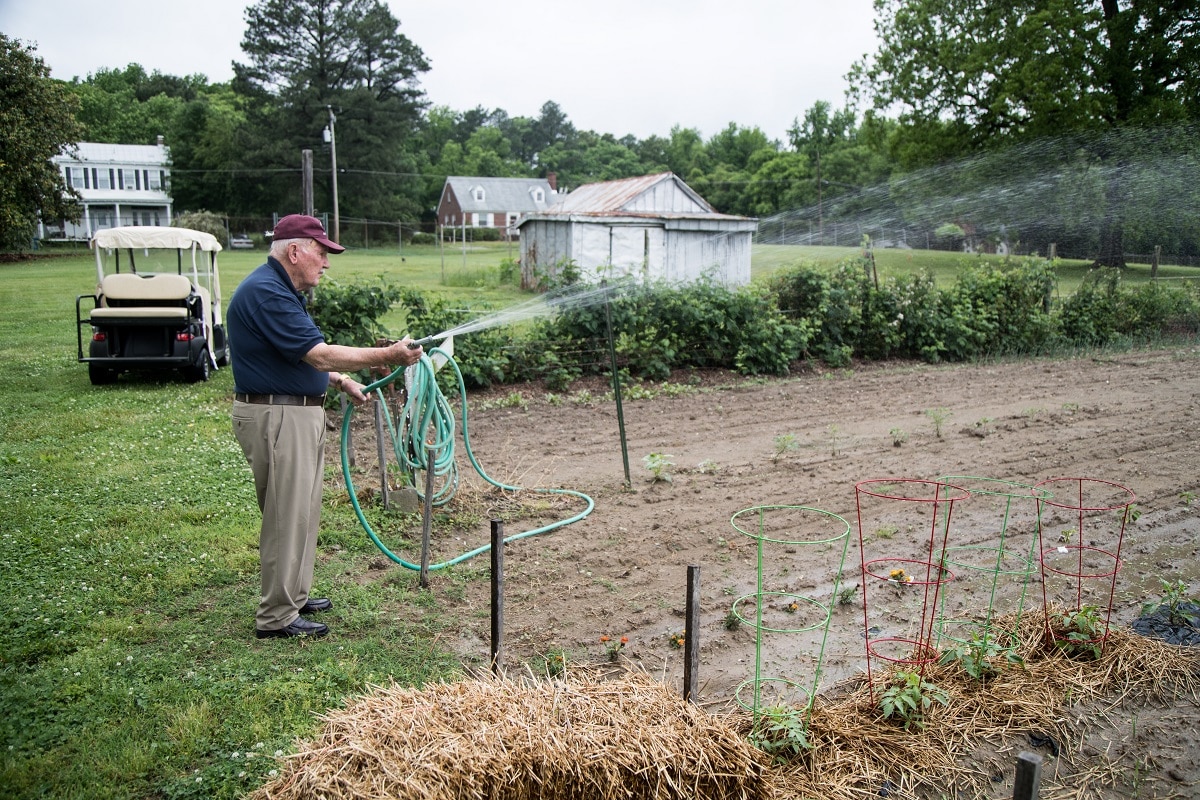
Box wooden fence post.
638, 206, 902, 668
490, 519, 505, 675
684, 565, 701, 702
373, 398, 389, 510
1013, 751, 1043, 800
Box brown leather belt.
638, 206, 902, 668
234, 392, 326, 406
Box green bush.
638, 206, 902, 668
397, 289, 514, 391
1058, 268, 1200, 346
309, 278, 405, 348
325, 263, 1200, 394
529, 278, 805, 380
173, 209, 228, 242
411, 231, 436, 245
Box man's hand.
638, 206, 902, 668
381, 337, 423, 367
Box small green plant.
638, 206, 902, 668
599, 635, 628, 661
879, 670, 949, 730
542, 648, 568, 677
643, 452, 675, 483
1053, 605, 1106, 660
836, 583, 859, 606
723, 609, 741, 631
480, 390, 528, 411
939, 629, 1022, 682
667, 631, 686, 649
828, 424, 845, 456
1181, 491, 1196, 506
875, 524, 899, 540
696, 459, 719, 474
925, 407, 952, 438
1123, 504, 1142, 524
751, 705, 811, 762
1140, 579, 1200, 628
889, 427, 907, 447
772, 433, 799, 462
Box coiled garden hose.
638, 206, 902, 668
339, 346, 594, 571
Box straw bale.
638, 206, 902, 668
248, 669, 772, 800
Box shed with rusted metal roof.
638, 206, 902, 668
516, 172, 757, 288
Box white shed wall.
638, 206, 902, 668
522, 218, 751, 287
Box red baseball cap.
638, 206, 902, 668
272, 214, 345, 253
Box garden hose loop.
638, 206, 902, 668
340, 347, 594, 572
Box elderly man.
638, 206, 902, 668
227, 214, 422, 639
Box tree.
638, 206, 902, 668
236, 0, 430, 225
851, 0, 1200, 266
0, 35, 85, 250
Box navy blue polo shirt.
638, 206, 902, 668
227, 257, 328, 396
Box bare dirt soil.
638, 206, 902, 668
336, 345, 1200, 798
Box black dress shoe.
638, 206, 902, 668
255, 617, 329, 639
299, 597, 333, 614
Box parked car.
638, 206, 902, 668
76, 226, 229, 385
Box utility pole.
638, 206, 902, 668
323, 106, 340, 244
301, 150, 314, 215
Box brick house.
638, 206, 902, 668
436, 175, 560, 240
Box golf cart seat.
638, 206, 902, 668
90, 273, 193, 321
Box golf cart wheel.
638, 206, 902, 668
89, 363, 118, 385
184, 348, 211, 383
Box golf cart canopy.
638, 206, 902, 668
91, 226, 224, 253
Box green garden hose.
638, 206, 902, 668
339, 346, 594, 571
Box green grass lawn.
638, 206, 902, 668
0, 252, 471, 800
2, 241, 1196, 798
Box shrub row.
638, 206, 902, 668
315, 257, 1200, 392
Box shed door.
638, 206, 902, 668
608, 226, 664, 280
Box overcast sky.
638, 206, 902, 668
1, 0, 879, 143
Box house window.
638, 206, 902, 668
121, 169, 140, 190
146, 170, 162, 191
473, 212, 492, 227
473, 187, 485, 202
92, 169, 113, 190
532, 188, 545, 203
67, 167, 85, 190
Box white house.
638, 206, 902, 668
41, 138, 172, 241
516, 172, 757, 287
436, 175, 560, 240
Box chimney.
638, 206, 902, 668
156, 135, 165, 146
546, 172, 557, 192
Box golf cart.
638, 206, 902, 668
76, 226, 229, 385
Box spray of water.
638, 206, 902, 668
412, 282, 623, 346
754, 123, 1200, 263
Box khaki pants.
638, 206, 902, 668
232, 401, 326, 630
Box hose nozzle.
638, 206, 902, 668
407, 334, 440, 349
